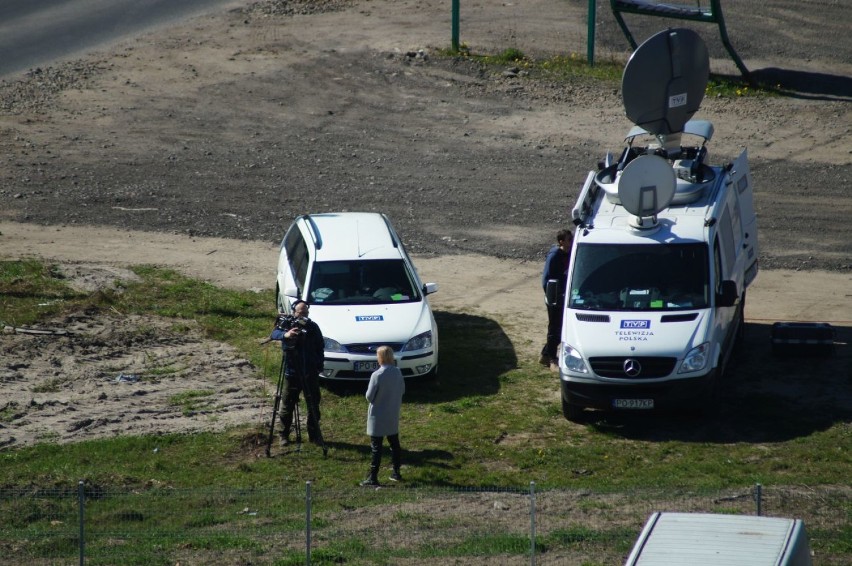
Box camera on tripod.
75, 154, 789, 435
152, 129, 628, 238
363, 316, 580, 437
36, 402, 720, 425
275, 314, 308, 335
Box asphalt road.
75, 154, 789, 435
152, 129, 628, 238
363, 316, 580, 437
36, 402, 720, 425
0, 0, 244, 78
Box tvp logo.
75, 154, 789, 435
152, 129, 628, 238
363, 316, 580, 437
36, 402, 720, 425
621, 320, 650, 329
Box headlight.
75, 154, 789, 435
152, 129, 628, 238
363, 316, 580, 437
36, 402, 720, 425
323, 337, 347, 353
679, 342, 709, 373
560, 344, 589, 374
401, 331, 432, 352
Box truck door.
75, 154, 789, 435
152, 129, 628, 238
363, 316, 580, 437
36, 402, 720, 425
729, 149, 758, 288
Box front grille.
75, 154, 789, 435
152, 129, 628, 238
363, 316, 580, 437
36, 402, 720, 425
589, 356, 676, 379
661, 313, 699, 322
575, 313, 610, 323
345, 343, 404, 354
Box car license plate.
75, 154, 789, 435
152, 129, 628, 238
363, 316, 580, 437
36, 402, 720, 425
613, 398, 654, 410
354, 361, 379, 372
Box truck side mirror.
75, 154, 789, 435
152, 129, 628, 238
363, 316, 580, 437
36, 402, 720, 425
545, 279, 561, 307
716, 280, 738, 307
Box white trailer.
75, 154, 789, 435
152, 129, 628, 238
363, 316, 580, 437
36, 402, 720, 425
625, 512, 812, 566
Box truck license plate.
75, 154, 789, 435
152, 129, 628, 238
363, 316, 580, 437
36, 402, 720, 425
613, 399, 654, 410
354, 361, 379, 372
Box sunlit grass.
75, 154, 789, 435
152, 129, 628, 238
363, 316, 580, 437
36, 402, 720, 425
437, 45, 777, 98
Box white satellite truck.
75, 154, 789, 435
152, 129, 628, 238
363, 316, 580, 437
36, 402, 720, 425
624, 512, 812, 566
556, 28, 758, 421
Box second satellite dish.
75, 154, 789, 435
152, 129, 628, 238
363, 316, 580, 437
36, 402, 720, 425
622, 28, 709, 136
617, 155, 676, 226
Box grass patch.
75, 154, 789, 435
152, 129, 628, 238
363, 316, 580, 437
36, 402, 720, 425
169, 390, 216, 415
0, 259, 849, 563
0, 260, 85, 326
437, 45, 775, 97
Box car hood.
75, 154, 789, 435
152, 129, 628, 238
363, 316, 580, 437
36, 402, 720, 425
310, 301, 433, 345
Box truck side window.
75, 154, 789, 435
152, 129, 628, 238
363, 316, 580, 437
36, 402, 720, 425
719, 207, 736, 275
713, 237, 724, 293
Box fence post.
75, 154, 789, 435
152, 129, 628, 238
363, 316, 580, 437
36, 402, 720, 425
587, 0, 596, 66
306, 481, 312, 565
529, 481, 536, 566
754, 483, 762, 516
77, 480, 85, 566
451, 0, 460, 51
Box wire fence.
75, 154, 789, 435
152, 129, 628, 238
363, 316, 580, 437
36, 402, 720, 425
1, 482, 849, 565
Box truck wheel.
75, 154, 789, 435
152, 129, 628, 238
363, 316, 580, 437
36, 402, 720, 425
696, 370, 721, 417
562, 396, 585, 422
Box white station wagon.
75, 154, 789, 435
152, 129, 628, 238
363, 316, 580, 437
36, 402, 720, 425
276, 212, 439, 380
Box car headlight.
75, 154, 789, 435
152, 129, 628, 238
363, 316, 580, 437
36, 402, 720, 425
560, 344, 589, 374
401, 330, 432, 352
679, 342, 709, 373
323, 337, 347, 353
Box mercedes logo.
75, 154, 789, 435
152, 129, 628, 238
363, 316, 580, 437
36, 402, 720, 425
623, 358, 642, 377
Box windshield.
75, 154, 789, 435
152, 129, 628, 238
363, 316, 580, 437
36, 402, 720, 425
569, 243, 709, 311
308, 259, 421, 305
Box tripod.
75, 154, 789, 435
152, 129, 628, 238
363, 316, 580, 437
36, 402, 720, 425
265, 344, 328, 457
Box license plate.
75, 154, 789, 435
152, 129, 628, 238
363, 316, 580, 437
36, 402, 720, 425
354, 361, 379, 372
613, 398, 654, 410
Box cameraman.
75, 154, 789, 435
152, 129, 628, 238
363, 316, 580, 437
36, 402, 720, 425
540, 229, 572, 372
271, 300, 325, 445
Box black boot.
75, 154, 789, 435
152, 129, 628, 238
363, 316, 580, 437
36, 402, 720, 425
359, 470, 379, 487
360, 436, 382, 486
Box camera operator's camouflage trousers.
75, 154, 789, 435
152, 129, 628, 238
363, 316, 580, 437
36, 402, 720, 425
280, 372, 322, 442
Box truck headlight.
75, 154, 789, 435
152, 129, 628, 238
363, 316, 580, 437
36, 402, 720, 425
679, 342, 709, 373
560, 344, 589, 374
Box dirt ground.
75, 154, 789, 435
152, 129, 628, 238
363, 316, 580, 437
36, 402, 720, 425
0, 0, 850, 449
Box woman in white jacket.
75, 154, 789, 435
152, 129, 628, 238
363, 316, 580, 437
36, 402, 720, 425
361, 345, 405, 486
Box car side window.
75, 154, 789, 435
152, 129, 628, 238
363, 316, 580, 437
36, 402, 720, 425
285, 230, 310, 292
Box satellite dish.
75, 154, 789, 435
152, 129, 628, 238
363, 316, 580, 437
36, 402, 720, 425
618, 155, 676, 222
622, 28, 709, 136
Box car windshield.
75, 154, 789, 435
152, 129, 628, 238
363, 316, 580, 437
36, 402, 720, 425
568, 243, 709, 311
308, 259, 421, 305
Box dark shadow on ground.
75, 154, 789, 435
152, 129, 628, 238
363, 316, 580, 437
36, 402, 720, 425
323, 310, 517, 404
313, 440, 453, 467
749, 68, 852, 101
582, 322, 851, 442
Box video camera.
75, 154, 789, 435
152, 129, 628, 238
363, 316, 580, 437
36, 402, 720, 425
275, 313, 308, 335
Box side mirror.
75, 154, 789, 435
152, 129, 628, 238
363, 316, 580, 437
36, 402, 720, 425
423, 282, 439, 295
545, 279, 561, 307
716, 280, 738, 307
283, 286, 299, 299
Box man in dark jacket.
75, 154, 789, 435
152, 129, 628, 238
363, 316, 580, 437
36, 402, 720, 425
273, 300, 325, 445
540, 229, 572, 371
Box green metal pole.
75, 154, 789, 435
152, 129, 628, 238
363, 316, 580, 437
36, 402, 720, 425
452, 0, 460, 51
587, 0, 596, 66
